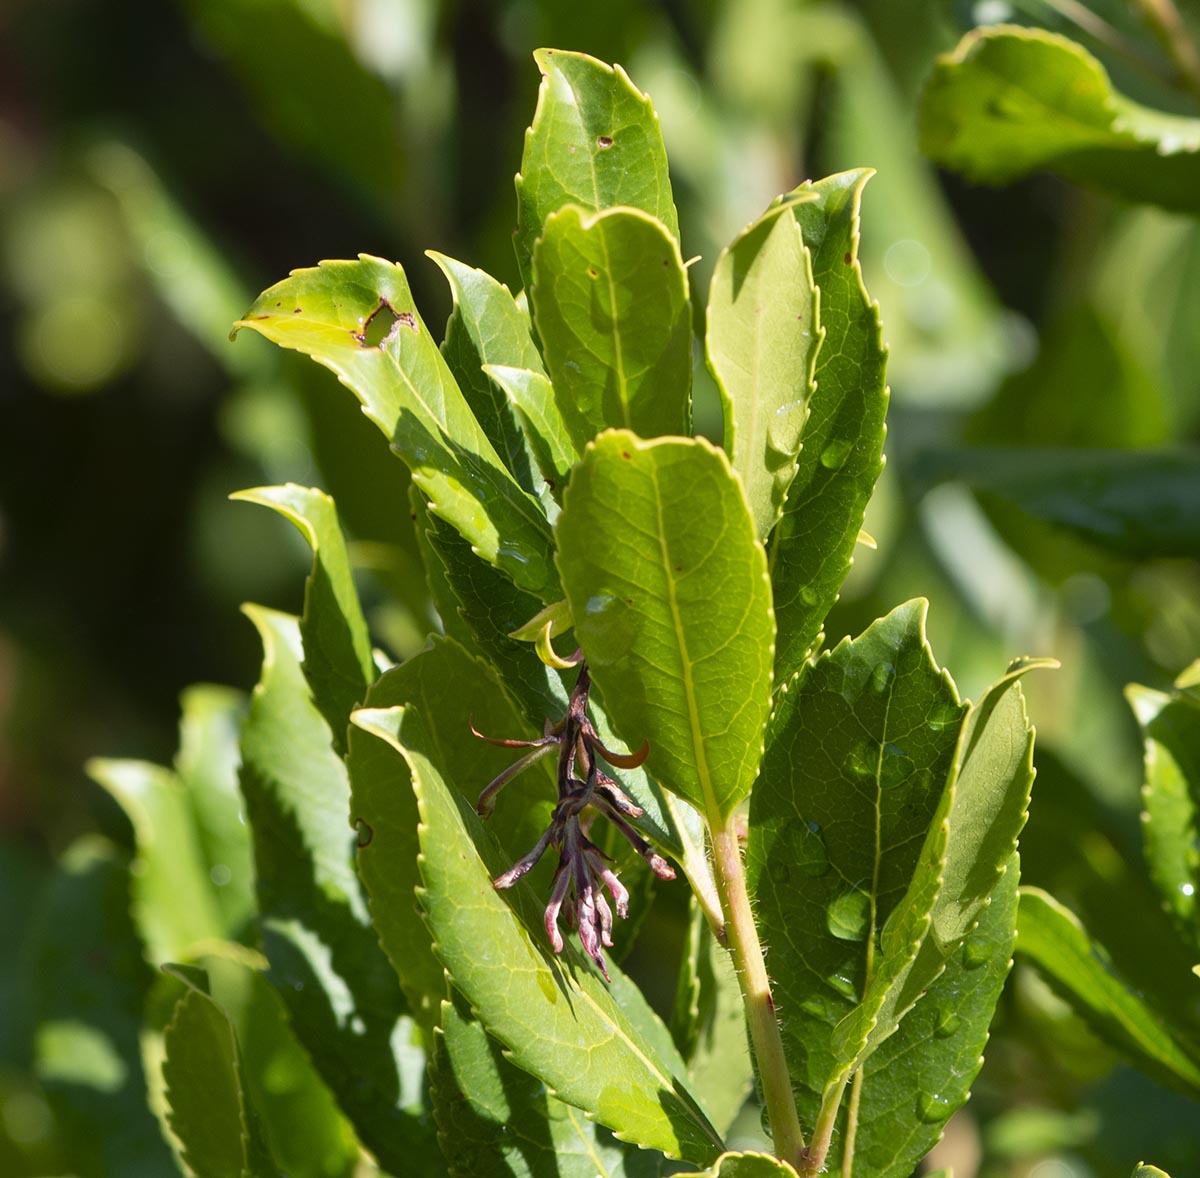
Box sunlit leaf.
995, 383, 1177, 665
556, 431, 774, 822
920, 26, 1200, 213
515, 48, 679, 290
767, 170, 887, 677
234, 256, 558, 600
351, 703, 724, 1165
232, 483, 375, 754
484, 364, 579, 501
707, 197, 820, 541
532, 205, 691, 450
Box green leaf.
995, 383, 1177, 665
832, 657, 1044, 1078
483, 364, 579, 501
706, 198, 820, 541
432, 988, 667, 1177
350, 703, 724, 1165
428, 251, 546, 498
200, 955, 363, 1178
531, 205, 691, 450
30, 836, 177, 1178
86, 758, 226, 963
1127, 682, 1200, 945
1015, 886, 1200, 1096
746, 600, 964, 1121
346, 636, 557, 1035
175, 684, 255, 938
162, 972, 279, 1178
556, 431, 774, 822
767, 170, 888, 678
515, 48, 680, 290
919, 26, 1200, 214
852, 857, 1019, 1178
1133, 1166, 1172, 1178
239, 605, 437, 1173
916, 446, 1200, 558
233, 256, 559, 600
232, 484, 375, 754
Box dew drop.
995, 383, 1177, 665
871, 661, 896, 693
826, 972, 858, 1000
789, 819, 830, 878
800, 585, 819, 605
800, 995, 834, 1019
355, 819, 374, 848
962, 937, 992, 969
826, 888, 870, 942
879, 742, 914, 791
768, 398, 807, 455
820, 438, 853, 470
847, 742, 875, 779
927, 702, 962, 733
934, 1008, 961, 1038
916, 1091, 951, 1123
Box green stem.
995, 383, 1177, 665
801, 1074, 849, 1178
710, 818, 805, 1167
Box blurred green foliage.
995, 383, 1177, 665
2, 1, 1198, 1175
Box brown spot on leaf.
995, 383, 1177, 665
844, 252, 852, 264
596, 135, 613, 149
621, 451, 631, 459
588, 267, 599, 278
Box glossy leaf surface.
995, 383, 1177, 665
234, 256, 558, 600
515, 48, 679, 289
767, 171, 888, 678
707, 198, 820, 541
233, 483, 375, 754
1016, 886, 1200, 1096
485, 363, 579, 500
920, 26, 1200, 213
351, 703, 724, 1165
532, 205, 691, 450
747, 600, 963, 1121
556, 431, 774, 822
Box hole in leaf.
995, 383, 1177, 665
597, 134, 613, 149
353, 300, 412, 348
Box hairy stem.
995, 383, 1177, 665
710, 817, 805, 1166
802, 1073, 849, 1178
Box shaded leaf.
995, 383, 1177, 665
429, 251, 546, 498
746, 600, 964, 1123
431, 989, 667, 1177
1127, 681, 1200, 946
232, 484, 375, 755
30, 837, 177, 1178
767, 171, 888, 678
706, 198, 820, 541
531, 205, 691, 451
233, 256, 558, 600
920, 26, 1200, 213
556, 431, 774, 822
162, 971, 279, 1178
515, 48, 679, 290
915, 446, 1200, 558
1016, 886, 1200, 1096
239, 605, 437, 1173
351, 704, 724, 1165
673, 1151, 799, 1177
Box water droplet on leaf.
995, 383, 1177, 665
789, 819, 829, 878
871, 661, 896, 693
962, 938, 992, 969
927, 702, 961, 733
934, 1008, 961, 1038
916, 1091, 951, 1123
827, 888, 870, 942
820, 438, 853, 470
847, 742, 875, 779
